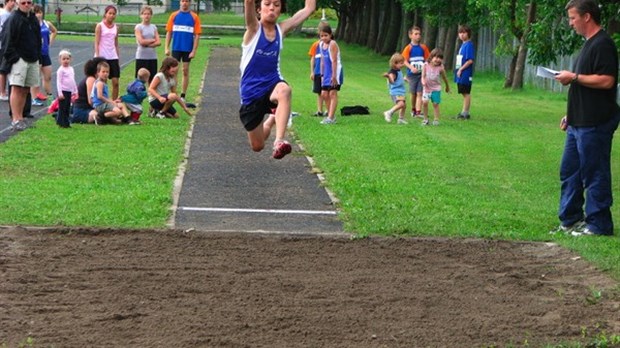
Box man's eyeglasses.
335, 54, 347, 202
20, 1, 32, 4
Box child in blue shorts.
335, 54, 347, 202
383, 53, 407, 125
421, 48, 450, 126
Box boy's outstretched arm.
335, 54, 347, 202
242, 0, 259, 45
280, 0, 316, 35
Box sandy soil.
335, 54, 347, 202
1, 226, 619, 347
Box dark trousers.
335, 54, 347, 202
57, 91, 71, 127
559, 112, 620, 235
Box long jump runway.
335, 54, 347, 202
174, 47, 344, 235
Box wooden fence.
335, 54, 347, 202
474, 27, 574, 93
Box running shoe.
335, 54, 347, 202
11, 120, 27, 131
549, 220, 585, 235
272, 140, 292, 159
383, 111, 392, 123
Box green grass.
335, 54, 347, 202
277, 39, 620, 280
0, 35, 218, 228
0, 34, 619, 282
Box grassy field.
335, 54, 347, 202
0, 33, 619, 280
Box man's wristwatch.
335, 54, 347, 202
572, 73, 579, 83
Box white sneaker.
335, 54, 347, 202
432, 120, 440, 126
397, 118, 408, 125
155, 111, 166, 119
320, 117, 336, 124
0, 94, 8, 101
11, 120, 27, 131
383, 111, 392, 123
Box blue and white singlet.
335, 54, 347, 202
239, 24, 284, 105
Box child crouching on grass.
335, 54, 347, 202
120, 68, 150, 125
90, 61, 130, 125
383, 53, 407, 125
421, 48, 450, 126
148, 57, 192, 119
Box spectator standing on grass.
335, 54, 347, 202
0, 0, 16, 101
55, 49, 76, 128
421, 48, 450, 126
70, 57, 106, 124
551, 0, 619, 237
308, 22, 327, 117
319, 23, 343, 125
135, 5, 160, 84
95, 5, 121, 100
165, 0, 200, 107
454, 24, 475, 120
148, 56, 192, 119
4, 0, 40, 131
31, 4, 57, 106
382, 52, 407, 125
401, 25, 429, 118
239, 0, 316, 159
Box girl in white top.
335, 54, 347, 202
135, 6, 160, 83
319, 23, 343, 124
148, 57, 192, 118
94, 5, 120, 100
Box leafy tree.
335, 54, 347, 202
146, 0, 164, 6
111, 0, 129, 7
212, 0, 232, 11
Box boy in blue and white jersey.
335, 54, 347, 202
165, 0, 200, 106
454, 24, 475, 120
239, 0, 316, 160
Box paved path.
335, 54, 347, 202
173, 47, 343, 235
0, 41, 135, 143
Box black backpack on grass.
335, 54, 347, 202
340, 105, 370, 116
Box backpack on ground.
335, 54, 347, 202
340, 105, 370, 116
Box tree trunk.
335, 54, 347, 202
352, 0, 368, 44
443, 24, 457, 70
436, 26, 447, 53
365, 0, 380, 48
511, 2, 537, 90
334, 3, 348, 40
380, 0, 402, 55
399, 8, 414, 50
374, 4, 389, 52
343, 9, 355, 42
504, 55, 517, 88
424, 24, 438, 50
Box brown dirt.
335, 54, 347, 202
1, 226, 619, 347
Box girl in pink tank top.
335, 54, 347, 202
95, 6, 120, 99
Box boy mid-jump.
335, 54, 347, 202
239, 0, 316, 159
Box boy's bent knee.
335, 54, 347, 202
251, 143, 264, 152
